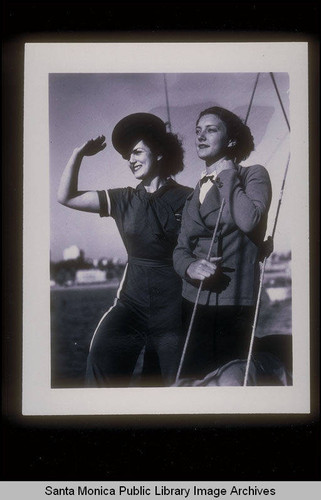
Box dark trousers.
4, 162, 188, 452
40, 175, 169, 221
85, 299, 184, 387
180, 299, 255, 380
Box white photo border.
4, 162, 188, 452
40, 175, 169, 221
23, 42, 310, 415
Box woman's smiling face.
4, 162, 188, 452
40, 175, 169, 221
128, 140, 158, 180
195, 114, 230, 166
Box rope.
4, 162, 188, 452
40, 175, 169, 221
175, 198, 225, 384
270, 73, 291, 132
271, 154, 290, 239
243, 73, 291, 386
243, 153, 291, 386
244, 73, 260, 125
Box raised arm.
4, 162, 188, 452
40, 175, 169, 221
57, 135, 106, 213
217, 164, 272, 234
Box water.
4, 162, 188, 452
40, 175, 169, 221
51, 284, 292, 388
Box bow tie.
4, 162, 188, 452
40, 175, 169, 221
200, 174, 215, 186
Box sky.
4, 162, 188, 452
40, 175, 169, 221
49, 72, 290, 262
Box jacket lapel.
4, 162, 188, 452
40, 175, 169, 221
185, 184, 217, 239
186, 184, 207, 228
200, 181, 222, 218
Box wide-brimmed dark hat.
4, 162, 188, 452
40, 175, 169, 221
111, 113, 167, 158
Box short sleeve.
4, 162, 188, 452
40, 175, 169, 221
97, 187, 132, 220
97, 190, 110, 217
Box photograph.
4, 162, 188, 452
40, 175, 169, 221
22, 42, 310, 416
50, 71, 292, 391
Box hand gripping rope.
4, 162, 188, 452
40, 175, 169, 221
175, 198, 226, 385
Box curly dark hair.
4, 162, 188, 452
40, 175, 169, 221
196, 106, 255, 163
135, 131, 185, 178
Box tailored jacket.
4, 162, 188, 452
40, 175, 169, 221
173, 163, 272, 306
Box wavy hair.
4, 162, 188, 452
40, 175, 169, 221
196, 106, 255, 163
138, 130, 185, 177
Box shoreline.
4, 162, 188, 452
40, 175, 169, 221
51, 281, 120, 292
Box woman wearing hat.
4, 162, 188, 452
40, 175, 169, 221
58, 113, 192, 387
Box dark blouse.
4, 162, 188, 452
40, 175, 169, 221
98, 179, 193, 261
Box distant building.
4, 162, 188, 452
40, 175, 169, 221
63, 245, 81, 261
263, 254, 292, 303
75, 269, 106, 284
98, 258, 109, 268
265, 259, 291, 277
112, 257, 123, 265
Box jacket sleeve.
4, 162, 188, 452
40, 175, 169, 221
173, 200, 197, 278
216, 164, 272, 234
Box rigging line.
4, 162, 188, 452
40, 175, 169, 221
244, 73, 260, 125
243, 257, 267, 387
175, 199, 225, 385
163, 74, 172, 133
243, 153, 291, 387
243, 75, 290, 386
264, 131, 289, 168
270, 73, 291, 132
270, 153, 291, 240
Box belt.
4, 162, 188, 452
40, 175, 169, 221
128, 256, 173, 268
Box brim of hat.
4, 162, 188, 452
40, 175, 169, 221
111, 113, 166, 158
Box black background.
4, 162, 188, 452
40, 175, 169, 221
2, 0, 320, 481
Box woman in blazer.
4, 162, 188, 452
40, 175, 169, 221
58, 113, 192, 387
173, 106, 273, 383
